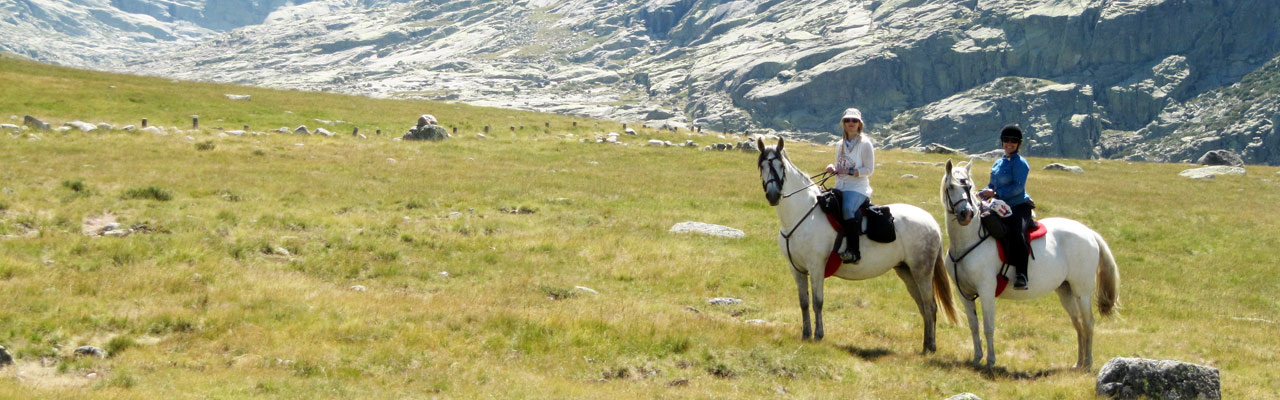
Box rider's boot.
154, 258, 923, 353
840, 215, 862, 264
1013, 264, 1028, 290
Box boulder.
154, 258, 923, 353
417, 114, 437, 127
294, 125, 310, 135
65, 121, 97, 132
920, 143, 962, 155
314, 128, 333, 137
1179, 166, 1245, 179
1096, 357, 1220, 399
402, 124, 449, 141
669, 221, 744, 238
0, 344, 12, 367
1043, 163, 1084, 173
224, 94, 251, 100
23, 115, 49, 130
1196, 150, 1244, 167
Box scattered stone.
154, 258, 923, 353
143, 126, 165, 135
387, 158, 397, 163
65, 121, 97, 132
438, 271, 450, 278
707, 297, 742, 306
669, 221, 745, 238
224, 94, 251, 100
314, 128, 333, 137
946, 394, 982, 400
0, 345, 12, 366
1196, 150, 1244, 167
624, 128, 637, 135
294, 125, 310, 135
225, 130, 246, 136
74, 346, 106, 358
573, 286, 598, 294
273, 246, 291, 256
1044, 163, 1085, 173
1097, 357, 1220, 399
647, 139, 666, 147
82, 213, 119, 236
96, 123, 114, 131
0, 123, 21, 131
122, 125, 136, 131
745, 319, 769, 325
666, 378, 689, 387
1179, 166, 1245, 179
448, 211, 462, 218
901, 174, 918, 179
349, 285, 367, 292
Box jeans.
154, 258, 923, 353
840, 190, 867, 220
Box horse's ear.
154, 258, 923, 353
777, 137, 785, 153
945, 159, 953, 175
757, 138, 765, 152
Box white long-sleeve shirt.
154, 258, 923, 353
834, 135, 875, 196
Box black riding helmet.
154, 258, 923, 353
1000, 125, 1023, 143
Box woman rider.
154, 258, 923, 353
979, 125, 1034, 289
825, 107, 874, 264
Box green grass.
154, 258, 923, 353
1, 57, 1279, 398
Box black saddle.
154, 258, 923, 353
817, 190, 896, 243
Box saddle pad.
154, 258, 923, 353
994, 221, 1046, 297
996, 220, 1045, 263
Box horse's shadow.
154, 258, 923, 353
927, 358, 1068, 381
837, 345, 894, 361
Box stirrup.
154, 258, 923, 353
840, 250, 860, 264
1013, 273, 1028, 290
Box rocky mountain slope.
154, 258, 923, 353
5, 0, 1280, 164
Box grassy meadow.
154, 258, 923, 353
1, 57, 1278, 399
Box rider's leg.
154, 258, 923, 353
839, 190, 866, 263
1006, 203, 1032, 289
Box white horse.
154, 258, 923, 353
940, 160, 1119, 369
757, 138, 957, 353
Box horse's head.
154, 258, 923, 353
942, 159, 977, 226
757, 138, 786, 206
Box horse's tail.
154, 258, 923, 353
933, 251, 958, 324
1094, 232, 1120, 317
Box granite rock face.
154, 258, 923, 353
6, 0, 1280, 164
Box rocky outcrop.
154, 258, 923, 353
885, 78, 1103, 158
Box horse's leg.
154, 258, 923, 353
961, 297, 981, 364
792, 269, 812, 341
1056, 285, 1085, 369
1075, 290, 1096, 370
809, 271, 825, 341
979, 295, 997, 367
894, 265, 937, 354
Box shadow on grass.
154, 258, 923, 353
838, 345, 893, 361
927, 358, 1068, 381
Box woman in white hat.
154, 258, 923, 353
825, 107, 875, 264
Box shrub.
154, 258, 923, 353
105, 335, 136, 357
62, 179, 87, 192
195, 141, 216, 151
122, 186, 173, 201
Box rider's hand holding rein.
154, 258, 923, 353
978, 188, 994, 200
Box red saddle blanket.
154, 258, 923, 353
824, 214, 842, 278
994, 221, 1046, 296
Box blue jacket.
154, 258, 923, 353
987, 153, 1031, 206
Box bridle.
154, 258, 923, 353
944, 171, 990, 301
